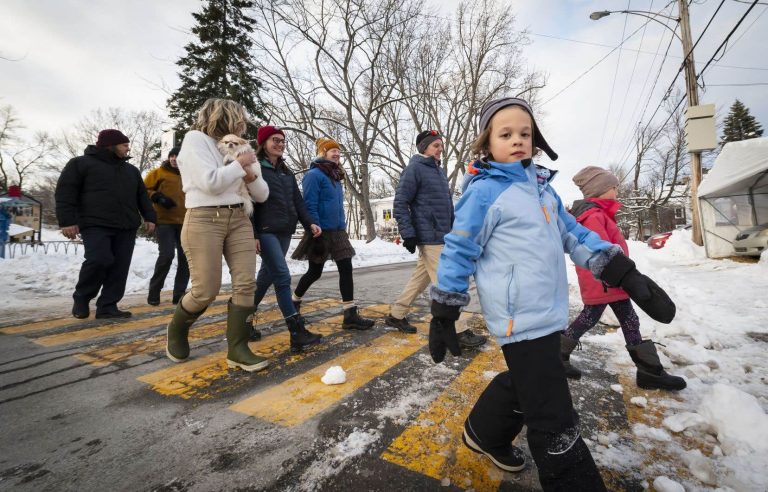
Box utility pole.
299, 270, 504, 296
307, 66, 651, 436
678, 0, 704, 246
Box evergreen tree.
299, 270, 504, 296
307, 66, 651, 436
167, 0, 264, 140
720, 99, 763, 146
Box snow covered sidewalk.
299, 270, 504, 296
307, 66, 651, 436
568, 231, 768, 491
0, 228, 416, 313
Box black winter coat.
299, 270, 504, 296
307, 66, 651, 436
393, 154, 454, 245
251, 159, 314, 238
55, 146, 156, 230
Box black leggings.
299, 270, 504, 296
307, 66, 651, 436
294, 258, 354, 302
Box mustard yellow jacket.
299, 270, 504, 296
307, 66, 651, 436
143, 162, 186, 224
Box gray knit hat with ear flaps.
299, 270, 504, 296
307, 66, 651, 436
478, 97, 558, 161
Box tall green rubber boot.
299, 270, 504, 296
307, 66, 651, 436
166, 302, 206, 362
226, 301, 269, 372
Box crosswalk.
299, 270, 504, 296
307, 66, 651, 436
0, 294, 669, 491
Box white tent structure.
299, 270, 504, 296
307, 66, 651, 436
698, 137, 768, 258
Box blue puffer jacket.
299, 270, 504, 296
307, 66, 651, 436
431, 160, 617, 346
302, 160, 346, 231
393, 155, 454, 245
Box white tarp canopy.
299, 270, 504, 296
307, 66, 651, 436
698, 137, 768, 258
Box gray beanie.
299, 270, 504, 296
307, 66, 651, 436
478, 97, 558, 161
573, 166, 620, 198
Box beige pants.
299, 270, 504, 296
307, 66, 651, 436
390, 244, 467, 333
180, 207, 256, 312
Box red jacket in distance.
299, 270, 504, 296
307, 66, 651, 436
571, 198, 630, 305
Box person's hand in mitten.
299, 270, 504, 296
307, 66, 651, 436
429, 300, 461, 363
599, 252, 676, 323
402, 237, 417, 254
151, 192, 176, 209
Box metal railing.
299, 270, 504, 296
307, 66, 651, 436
4, 240, 83, 259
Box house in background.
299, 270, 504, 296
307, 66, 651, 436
0, 185, 42, 243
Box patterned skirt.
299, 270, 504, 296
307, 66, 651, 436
291, 229, 356, 264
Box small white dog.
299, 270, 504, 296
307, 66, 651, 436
217, 134, 258, 216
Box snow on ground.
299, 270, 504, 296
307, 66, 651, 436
2, 225, 767, 489
0, 227, 416, 312
568, 230, 768, 491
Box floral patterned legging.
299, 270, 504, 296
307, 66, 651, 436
564, 299, 642, 346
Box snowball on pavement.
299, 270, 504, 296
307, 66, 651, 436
653, 476, 685, 492
610, 384, 623, 394
321, 366, 347, 385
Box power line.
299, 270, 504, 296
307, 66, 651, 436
596, 0, 633, 163
541, 20, 655, 106
698, 0, 761, 77
706, 81, 768, 86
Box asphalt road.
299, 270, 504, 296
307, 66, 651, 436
0, 262, 651, 491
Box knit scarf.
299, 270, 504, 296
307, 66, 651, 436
313, 159, 342, 182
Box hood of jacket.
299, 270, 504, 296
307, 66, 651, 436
84, 145, 131, 164
571, 198, 621, 221
409, 154, 441, 169
462, 158, 557, 193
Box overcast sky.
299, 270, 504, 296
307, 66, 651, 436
1, 0, 766, 202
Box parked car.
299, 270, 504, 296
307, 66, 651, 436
733, 223, 768, 257
647, 225, 691, 249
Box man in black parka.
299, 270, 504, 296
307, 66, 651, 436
56, 129, 156, 319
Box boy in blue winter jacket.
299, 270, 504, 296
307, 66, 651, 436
428, 98, 676, 491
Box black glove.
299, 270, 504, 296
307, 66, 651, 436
151, 192, 176, 209
403, 237, 417, 254
600, 252, 676, 324
429, 300, 462, 363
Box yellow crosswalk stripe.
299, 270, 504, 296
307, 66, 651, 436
74, 296, 278, 367
33, 303, 231, 347
1, 294, 231, 335
230, 320, 426, 426
136, 300, 374, 399
380, 345, 507, 491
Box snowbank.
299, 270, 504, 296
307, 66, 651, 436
0, 228, 416, 312
572, 229, 768, 490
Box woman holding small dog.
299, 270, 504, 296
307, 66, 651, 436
166, 98, 270, 372
249, 125, 324, 352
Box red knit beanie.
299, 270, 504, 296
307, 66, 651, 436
256, 125, 285, 146
96, 129, 130, 147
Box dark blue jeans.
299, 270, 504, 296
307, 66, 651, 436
148, 224, 189, 302
254, 233, 296, 318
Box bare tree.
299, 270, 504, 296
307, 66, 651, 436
383, 0, 545, 193
617, 96, 690, 239
251, 0, 423, 239
0, 106, 58, 193
60, 108, 167, 174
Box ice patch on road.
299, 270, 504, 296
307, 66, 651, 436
296, 429, 381, 491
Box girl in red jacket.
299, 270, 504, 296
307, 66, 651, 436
562, 166, 686, 391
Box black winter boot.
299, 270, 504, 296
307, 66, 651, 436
72, 297, 90, 319
226, 301, 269, 372
384, 314, 417, 334
627, 340, 686, 391
560, 334, 582, 380
286, 315, 323, 353
166, 302, 206, 362
458, 329, 488, 348
342, 305, 375, 330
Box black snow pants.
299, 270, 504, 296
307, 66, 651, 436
465, 331, 607, 492
73, 226, 137, 312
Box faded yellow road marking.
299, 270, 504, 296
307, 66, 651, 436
229, 325, 426, 426
75, 296, 279, 367
0, 294, 232, 336
136, 300, 376, 399
381, 345, 507, 491
33, 304, 231, 347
